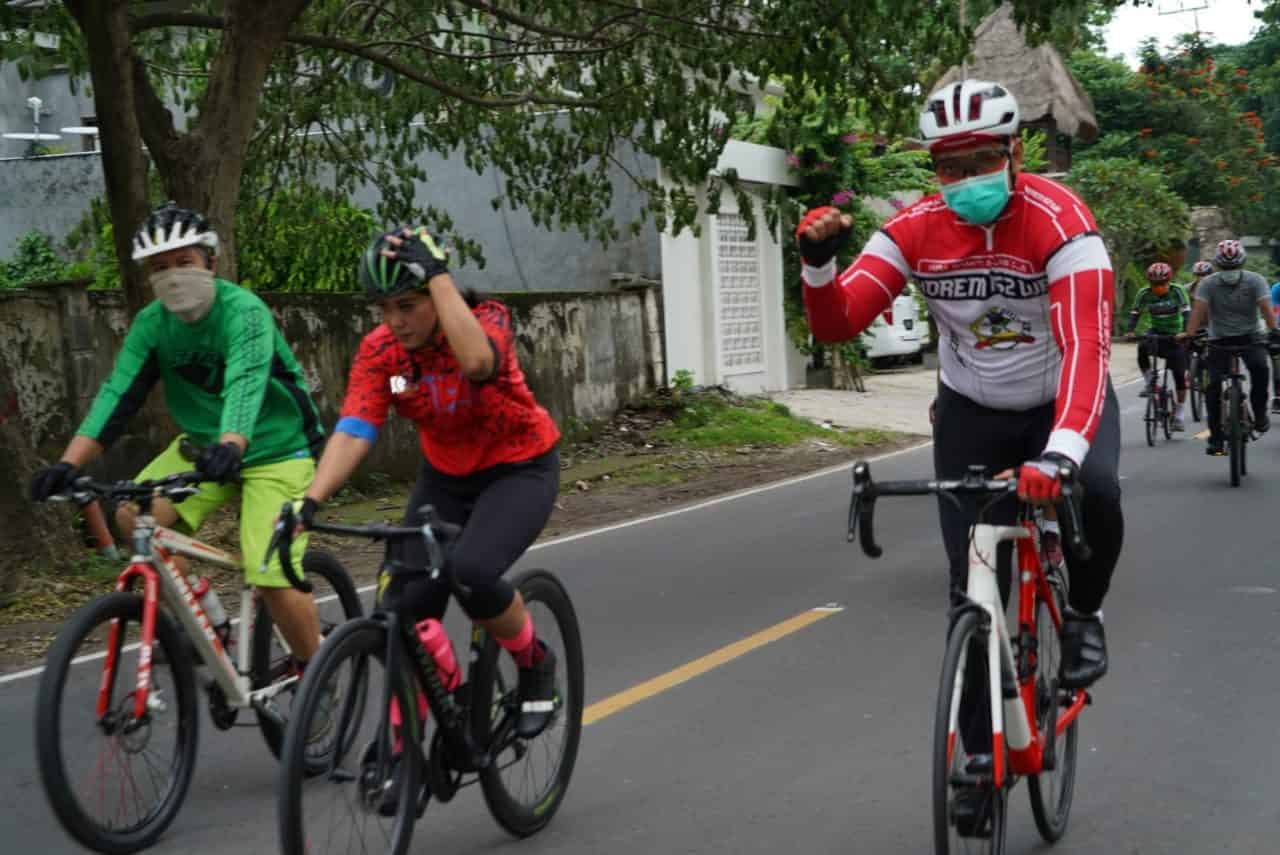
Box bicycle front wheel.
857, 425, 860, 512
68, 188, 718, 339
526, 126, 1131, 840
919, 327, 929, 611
1144, 395, 1157, 446
1190, 357, 1203, 422
1027, 580, 1078, 841
253, 550, 364, 771
934, 609, 1006, 855
36, 592, 199, 854
1160, 388, 1173, 439
277, 618, 418, 855
1230, 384, 1244, 486
472, 569, 585, 838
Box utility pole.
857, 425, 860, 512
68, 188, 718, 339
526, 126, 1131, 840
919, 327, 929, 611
1156, 0, 1212, 42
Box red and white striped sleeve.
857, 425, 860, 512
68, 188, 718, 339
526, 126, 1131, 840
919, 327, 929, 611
1044, 233, 1114, 464
801, 231, 910, 342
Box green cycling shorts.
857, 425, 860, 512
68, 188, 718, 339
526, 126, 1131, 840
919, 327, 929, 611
135, 436, 313, 588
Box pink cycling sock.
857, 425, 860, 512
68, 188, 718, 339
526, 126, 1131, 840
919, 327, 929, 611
496, 614, 544, 668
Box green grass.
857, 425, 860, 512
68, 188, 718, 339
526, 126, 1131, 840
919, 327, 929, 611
654, 394, 892, 449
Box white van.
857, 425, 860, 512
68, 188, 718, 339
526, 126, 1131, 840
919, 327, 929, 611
864, 284, 926, 363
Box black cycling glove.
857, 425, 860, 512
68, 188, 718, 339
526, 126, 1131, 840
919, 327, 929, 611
195, 442, 243, 484
391, 228, 450, 283
30, 461, 80, 502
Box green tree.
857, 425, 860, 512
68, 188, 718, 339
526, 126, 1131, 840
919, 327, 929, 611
0, 0, 1142, 316
1066, 157, 1190, 324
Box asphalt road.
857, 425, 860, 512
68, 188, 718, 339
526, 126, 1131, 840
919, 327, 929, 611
4, 377, 1280, 854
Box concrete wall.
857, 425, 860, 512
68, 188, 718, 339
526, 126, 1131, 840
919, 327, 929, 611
0, 281, 662, 481
0, 125, 662, 297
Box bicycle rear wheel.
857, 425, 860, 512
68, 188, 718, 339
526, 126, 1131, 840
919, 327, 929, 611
1144, 395, 1157, 446
1160, 388, 1173, 439
36, 592, 199, 854
1230, 384, 1244, 486
1190, 356, 1203, 422
253, 550, 364, 772
471, 569, 584, 838
1027, 578, 1078, 841
277, 618, 418, 855
933, 609, 1006, 855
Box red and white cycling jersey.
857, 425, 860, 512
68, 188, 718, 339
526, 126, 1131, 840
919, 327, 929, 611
802, 173, 1114, 464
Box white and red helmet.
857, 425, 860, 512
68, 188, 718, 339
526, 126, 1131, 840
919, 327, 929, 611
1146, 262, 1173, 283
1192, 260, 1214, 277
919, 80, 1021, 153
1214, 239, 1246, 269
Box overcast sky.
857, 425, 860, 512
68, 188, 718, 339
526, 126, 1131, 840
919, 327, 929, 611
1103, 0, 1264, 65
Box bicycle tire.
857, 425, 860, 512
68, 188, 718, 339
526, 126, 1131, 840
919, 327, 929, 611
1230, 383, 1243, 486
36, 592, 199, 854
1190, 360, 1203, 422
1027, 582, 1078, 841
472, 569, 585, 838
277, 618, 418, 855
933, 609, 1006, 855
252, 550, 363, 771
1160, 388, 1173, 440
1144, 394, 1156, 446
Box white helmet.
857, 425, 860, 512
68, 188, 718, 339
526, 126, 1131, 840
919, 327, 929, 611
919, 80, 1021, 153
131, 202, 219, 261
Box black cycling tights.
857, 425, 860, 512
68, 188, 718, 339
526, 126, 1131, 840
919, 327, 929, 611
932, 382, 1124, 616
385, 449, 559, 623
1137, 337, 1187, 391
1205, 337, 1271, 443
934, 383, 1124, 755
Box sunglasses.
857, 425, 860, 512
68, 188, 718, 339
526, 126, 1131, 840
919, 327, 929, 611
932, 148, 1011, 182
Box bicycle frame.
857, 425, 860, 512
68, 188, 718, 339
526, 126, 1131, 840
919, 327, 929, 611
952, 522, 1088, 789
103, 512, 297, 723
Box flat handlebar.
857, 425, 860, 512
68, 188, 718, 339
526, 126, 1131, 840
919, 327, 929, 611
48, 472, 205, 507
846, 461, 1091, 562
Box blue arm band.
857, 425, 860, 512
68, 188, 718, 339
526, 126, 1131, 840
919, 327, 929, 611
334, 416, 378, 443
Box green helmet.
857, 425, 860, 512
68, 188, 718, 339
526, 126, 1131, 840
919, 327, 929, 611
358, 232, 419, 300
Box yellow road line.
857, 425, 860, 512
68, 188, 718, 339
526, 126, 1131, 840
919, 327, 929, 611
583, 606, 842, 726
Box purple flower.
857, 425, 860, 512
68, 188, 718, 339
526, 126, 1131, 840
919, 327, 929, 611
785, 152, 801, 167
841, 133, 860, 144
831, 190, 855, 205
889, 197, 906, 211
814, 161, 831, 172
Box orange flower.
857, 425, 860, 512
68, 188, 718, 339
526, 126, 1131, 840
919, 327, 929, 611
1216, 159, 1229, 169
1237, 68, 1249, 76
1145, 149, 1159, 159
1139, 128, 1153, 136
1188, 137, 1200, 145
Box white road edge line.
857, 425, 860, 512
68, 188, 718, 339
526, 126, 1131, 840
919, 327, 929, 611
1, 373, 1143, 688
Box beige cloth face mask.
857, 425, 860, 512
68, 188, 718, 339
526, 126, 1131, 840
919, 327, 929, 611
150, 266, 216, 322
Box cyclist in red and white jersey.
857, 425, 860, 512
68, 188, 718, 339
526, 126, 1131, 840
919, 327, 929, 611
798, 80, 1122, 691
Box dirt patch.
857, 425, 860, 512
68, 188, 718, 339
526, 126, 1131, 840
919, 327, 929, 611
0, 393, 922, 675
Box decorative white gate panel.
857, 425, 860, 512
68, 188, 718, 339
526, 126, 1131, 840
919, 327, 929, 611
713, 213, 763, 375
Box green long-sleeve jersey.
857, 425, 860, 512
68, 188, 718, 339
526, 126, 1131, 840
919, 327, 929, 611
1127, 284, 1191, 335
78, 279, 324, 466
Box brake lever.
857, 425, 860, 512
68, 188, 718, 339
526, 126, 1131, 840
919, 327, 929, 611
849, 462, 883, 558
1055, 463, 1092, 562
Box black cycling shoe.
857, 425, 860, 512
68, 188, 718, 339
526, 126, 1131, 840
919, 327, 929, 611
1206, 438, 1226, 456
515, 642, 559, 739
1271, 396, 1280, 415
1060, 611, 1108, 689
951, 754, 994, 838
1255, 416, 1271, 435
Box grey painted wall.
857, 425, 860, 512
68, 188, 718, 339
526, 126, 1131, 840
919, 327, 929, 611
0, 66, 663, 293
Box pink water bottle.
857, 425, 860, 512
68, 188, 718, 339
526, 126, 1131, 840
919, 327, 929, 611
415, 618, 461, 691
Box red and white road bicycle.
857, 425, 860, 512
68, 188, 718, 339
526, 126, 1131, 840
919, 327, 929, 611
848, 462, 1091, 855
34, 471, 361, 854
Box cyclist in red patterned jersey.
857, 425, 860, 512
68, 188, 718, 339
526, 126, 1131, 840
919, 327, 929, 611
798, 81, 1122, 694
296, 226, 562, 739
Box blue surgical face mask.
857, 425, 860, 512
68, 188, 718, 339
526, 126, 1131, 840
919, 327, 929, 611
940, 169, 1012, 225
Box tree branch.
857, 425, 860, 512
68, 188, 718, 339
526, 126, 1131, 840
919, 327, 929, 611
129, 11, 611, 109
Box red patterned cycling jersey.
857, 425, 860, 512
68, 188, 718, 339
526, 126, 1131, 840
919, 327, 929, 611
802, 172, 1114, 465
337, 300, 560, 475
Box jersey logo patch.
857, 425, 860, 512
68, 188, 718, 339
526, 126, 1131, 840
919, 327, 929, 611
918, 272, 1048, 300
389, 375, 409, 396
970, 308, 1036, 350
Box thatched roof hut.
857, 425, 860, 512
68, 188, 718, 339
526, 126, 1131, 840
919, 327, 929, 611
935, 3, 1097, 171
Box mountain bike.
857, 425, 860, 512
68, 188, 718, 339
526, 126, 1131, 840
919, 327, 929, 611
1206, 340, 1258, 487
1141, 333, 1181, 446
274, 503, 584, 855
847, 462, 1092, 854
34, 472, 362, 854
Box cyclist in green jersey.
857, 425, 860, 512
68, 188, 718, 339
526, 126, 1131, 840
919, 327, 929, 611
29, 203, 326, 665
1126, 262, 1190, 430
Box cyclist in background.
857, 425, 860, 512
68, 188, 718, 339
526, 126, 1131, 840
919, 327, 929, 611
295, 226, 562, 740
1126, 262, 1190, 431
1180, 239, 1280, 455
1187, 260, 1214, 299
1271, 279, 1280, 413
28, 203, 325, 665
797, 79, 1121, 693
